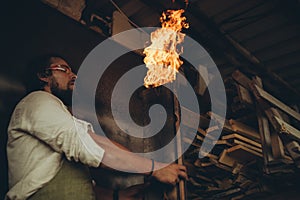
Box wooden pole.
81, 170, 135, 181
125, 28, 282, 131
173, 84, 186, 200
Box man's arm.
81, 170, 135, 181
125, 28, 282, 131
12, 92, 105, 167
88, 130, 188, 186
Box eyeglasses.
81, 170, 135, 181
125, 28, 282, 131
46, 64, 73, 74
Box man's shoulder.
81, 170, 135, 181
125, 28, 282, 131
24, 91, 57, 101
20, 91, 62, 107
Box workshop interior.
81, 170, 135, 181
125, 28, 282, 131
1, 0, 300, 199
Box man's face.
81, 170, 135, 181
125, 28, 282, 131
47, 57, 77, 105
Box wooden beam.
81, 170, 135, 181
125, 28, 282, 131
254, 84, 300, 121
250, 81, 294, 164
256, 107, 277, 168
253, 76, 275, 168
236, 83, 253, 105
222, 133, 262, 148
285, 141, 300, 168
274, 116, 300, 141
219, 150, 237, 167
227, 145, 263, 159
232, 70, 252, 90
181, 106, 210, 129
207, 111, 232, 132
232, 139, 262, 153
229, 119, 261, 142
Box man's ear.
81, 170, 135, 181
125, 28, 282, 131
37, 72, 49, 83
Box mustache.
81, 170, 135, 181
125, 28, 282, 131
69, 79, 76, 85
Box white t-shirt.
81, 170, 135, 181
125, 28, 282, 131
6, 91, 105, 200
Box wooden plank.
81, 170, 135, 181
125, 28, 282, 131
252, 76, 294, 172
232, 139, 262, 153
42, 0, 85, 21
216, 140, 232, 146
219, 145, 262, 174
236, 84, 253, 105
184, 162, 206, 174
183, 137, 198, 147
227, 145, 263, 159
229, 119, 261, 142
207, 111, 233, 132
256, 107, 276, 165
197, 127, 207, 136
269, 130, 291, 162
254, 84, 300, 121
213, 188, 241, 198
209, 156, 233, 172
194, 159, 213, 168
263, 108, 283, 132
256, 97, 288, 163
253, 75, 276, 167
232, 70, 252, 90
189, 178, 202, 187
193, 135, 231, 146
285, 141, 300, 168
205, 153, 219, 160
195, 174, 214, 183
264, 164, 294, 174
222, 133, 261, 148
197, 127, 216, 141
250, 85, 293, 164
265, 109, 297, 164
274, 116, 300, 141
181, 106, 210, 129
253, 76, 263, 87
196, 134, 204, 142
219, 150, 236, 167
206, 125, 220, 133
195, 65, 209, 95
277, 109, 291, 125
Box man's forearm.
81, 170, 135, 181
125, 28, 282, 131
88, 131, 156, 175
88, 130, 188, 186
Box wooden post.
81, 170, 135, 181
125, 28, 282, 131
173, 85, 186, 200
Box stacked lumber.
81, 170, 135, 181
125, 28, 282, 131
181, 111, 267, 199
181, 70, 300, 199
233, 70, 300, 173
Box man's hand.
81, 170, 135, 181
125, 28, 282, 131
152, 162, 188, 185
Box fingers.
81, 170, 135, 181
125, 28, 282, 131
171, 163, 188, 180
177, 168, 189, 180
152, 162, 188, 185
168, 164, 188, 184
177, 164, 187, 172
169, 177, 179, 186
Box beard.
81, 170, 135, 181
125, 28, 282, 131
50, 79, 73, 106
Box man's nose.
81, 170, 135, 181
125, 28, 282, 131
70, 72, 77, 79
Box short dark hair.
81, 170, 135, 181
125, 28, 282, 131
24, 54, 66, 93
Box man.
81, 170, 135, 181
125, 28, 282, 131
6, 54, 188, 200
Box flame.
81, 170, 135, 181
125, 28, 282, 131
143, 9, 189, 88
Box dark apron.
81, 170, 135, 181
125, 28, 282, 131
28, 159, 96, 200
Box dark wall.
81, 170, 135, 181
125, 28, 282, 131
1, 0, 105, 198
